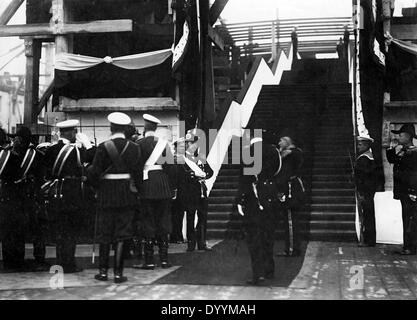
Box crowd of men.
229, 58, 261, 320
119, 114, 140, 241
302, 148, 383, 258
0, 112, 214, 283
1, 111, 416, 286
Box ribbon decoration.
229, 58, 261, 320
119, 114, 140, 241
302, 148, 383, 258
55, 48, 173, 71
386, 33, 417, 56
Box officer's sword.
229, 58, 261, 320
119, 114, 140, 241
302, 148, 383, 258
252, 176, 264, 211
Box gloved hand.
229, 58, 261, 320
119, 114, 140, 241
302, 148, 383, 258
237, 204, 245, 217
76, 133, 93, 150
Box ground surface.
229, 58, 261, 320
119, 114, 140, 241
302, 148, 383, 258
0, 240, 416, 300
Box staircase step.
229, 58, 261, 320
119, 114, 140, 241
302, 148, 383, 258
207, 212, 233, 221
216, 176, 239, 183
309, 211, 356, 221
308, 220, 356, 230
209, 196, 237, 204
311, 196, 355, 204
307, 229, 357, 242
309, 204, 355, 212
311, 188, 354, 196
312, 181, 354, 188
212, 182, 239, 189
208, 204, 235, 212
312, 168, 350, 174
210, 189, 238, 197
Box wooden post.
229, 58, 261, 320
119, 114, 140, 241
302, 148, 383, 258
382, 0, 392, 103
24, 38, 41, 125
52, 0, 72, 54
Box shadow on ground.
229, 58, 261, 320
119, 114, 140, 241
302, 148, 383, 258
155, 240, 308, 287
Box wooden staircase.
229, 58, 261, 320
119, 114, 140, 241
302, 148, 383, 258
207, 58, 356, 241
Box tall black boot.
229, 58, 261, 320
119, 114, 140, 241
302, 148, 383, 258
95, 243, 110, 281
141, 240, 155, 270
114, 241, 127, 284
159, 240, 172, 269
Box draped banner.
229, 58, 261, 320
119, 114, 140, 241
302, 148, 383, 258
388, 36, 417, 56
55, 48, 173, 71
172, 20, 190, 73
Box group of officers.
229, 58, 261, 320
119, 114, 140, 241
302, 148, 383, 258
4, 113, 415, 286
0, 112, 214, 284
351, 123, 417, 255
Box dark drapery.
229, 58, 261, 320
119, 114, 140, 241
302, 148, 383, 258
359, 0, 386, 191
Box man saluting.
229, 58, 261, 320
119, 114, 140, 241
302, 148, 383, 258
87, 112, 142, 284
43, 120, 95, 273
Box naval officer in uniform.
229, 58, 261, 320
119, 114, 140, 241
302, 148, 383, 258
136, 114, 176, 270
387, 123, 417, 255
43, 119, 95, 273
354, 136, 377, 247
236, 133, 282, 285
177, 131, 214, 251
87, 112, 142, 283
0, 127, 47, 270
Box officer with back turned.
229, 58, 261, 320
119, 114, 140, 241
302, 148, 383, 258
136, 114, 176, 270
0, 126, 47, 271
87, 112, 142, 283
43, 120, 95, 273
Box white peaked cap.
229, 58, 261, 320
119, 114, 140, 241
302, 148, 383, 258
143, 113, 161, 125
357, 135, 374, 143
56, 119, 80, 129
108, 112, 131, 125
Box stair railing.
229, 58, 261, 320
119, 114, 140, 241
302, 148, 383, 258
206, 43, 294, 195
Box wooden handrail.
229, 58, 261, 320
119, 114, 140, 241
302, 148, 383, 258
224, 17, 352, 28
236, 56, 263, 104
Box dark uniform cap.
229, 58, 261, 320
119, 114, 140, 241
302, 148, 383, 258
7, 126, 32, 141
391, 123, 417, 138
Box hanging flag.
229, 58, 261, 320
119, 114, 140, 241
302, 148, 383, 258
172, 20, 190, 73
374, 38, 386, 66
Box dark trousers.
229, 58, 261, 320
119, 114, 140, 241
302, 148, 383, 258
51, 204, 80, 269
360, 193, 376, 245
171, 199, 184, 242
400, 196, 417, 252
245, 208, 276, 279
1, 198, 46, 268
141, 199, 171, 243
186, 200, 208, 247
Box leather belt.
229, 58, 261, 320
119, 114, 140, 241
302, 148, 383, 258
103, 173, 131, 180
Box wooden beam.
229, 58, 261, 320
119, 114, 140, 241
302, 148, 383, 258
0, 0, 25, 25
58, 97, 179, 112
209, 0, 229, 25
391, 24, 417, 40
0, 20, 133, 37
24, 38, 41, 125
208, 25, 224, 50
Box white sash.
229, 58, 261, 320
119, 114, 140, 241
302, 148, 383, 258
183, 155, 206, 178
143, 138, 167, 180
17, 148, 36, 181
0, 149, 11, 176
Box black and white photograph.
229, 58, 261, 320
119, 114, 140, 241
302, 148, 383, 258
0, 0, 416, 306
